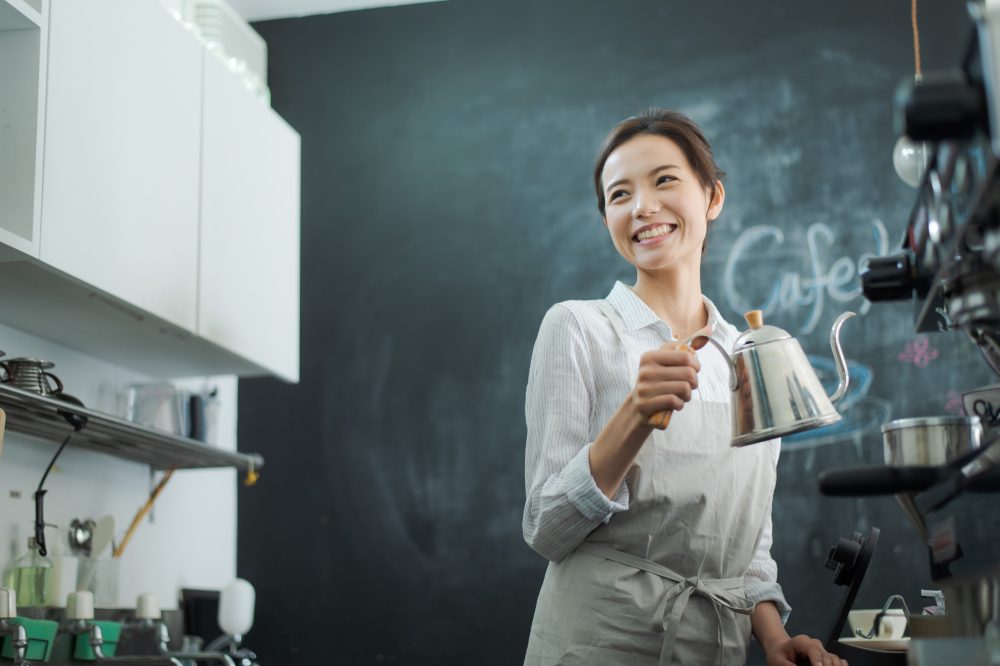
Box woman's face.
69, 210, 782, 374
600, 134, 724, 274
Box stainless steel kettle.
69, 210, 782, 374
700, 310, 856, 447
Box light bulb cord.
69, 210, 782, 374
911, 0, 921, 78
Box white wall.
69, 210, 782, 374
0, 322, 237, 611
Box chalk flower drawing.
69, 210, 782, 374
898, 336, 939, 368
945, 390, 964, 415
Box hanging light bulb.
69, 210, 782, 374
892, 135, 930, 187
891, 0, 930, 188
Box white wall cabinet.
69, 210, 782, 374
39, 0, 202, 332
0, 0, 301, 382
0, 0, 44, 259
200, 54, 300, 383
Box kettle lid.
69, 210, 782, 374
733, 310, 791, 350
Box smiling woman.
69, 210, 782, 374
521, 109, 847, 666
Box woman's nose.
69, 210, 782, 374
632, 187, 660, 218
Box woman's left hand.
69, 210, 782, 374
765, 634, 848, 666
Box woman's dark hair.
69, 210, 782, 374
593, 109, 725, 217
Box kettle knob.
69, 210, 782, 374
744, 310, 764, 329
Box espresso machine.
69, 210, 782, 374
818, 0, 1000, 662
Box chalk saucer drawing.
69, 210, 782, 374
898, 336, 939, 368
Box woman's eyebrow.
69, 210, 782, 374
605, 165, 681, 192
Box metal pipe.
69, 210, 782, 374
0, 618, 31, 666
149, 616, 236, 665
87, 623, 184, 666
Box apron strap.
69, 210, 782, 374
578, 542, 754, 666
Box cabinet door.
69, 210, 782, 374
0, 0, 44, 258
199, 54, 300, 382
40, 0, 201, 331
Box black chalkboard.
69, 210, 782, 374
237, 1, 981, 663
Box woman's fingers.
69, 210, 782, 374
636, 364, 699, 388
633, 343, 704, 420
641, 348, 702, 373
636, 381, 694, 402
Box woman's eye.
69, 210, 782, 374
656, 174, 676, 185
608, 189, 629, 201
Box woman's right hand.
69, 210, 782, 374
631, 343, 701, 424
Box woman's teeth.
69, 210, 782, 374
635, 224, 677, 241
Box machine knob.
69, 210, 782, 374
901, 70, 986, 142
861, 253, 916, 301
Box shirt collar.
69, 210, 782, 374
605, 280, 726, 335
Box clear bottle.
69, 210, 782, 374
13, 536, 52, 607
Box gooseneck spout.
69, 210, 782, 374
695, 336, 738, 391
828, 311, 856, 404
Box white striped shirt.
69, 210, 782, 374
522, 281, 791, 621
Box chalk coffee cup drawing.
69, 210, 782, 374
0, 357, 66, 396
962, 384, 1000, 436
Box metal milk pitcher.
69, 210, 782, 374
0, 357, 65, 396
700, 310, 856, 447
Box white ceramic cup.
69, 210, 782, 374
962, 384, 1000, 436
847, 608, 908, 639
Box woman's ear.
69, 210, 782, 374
707, 180, 726, 221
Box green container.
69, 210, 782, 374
0, 616, 58, 661
72, 620, 121, 660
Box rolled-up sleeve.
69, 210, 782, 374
744, 441, 791, 623
522, 304, 628, 563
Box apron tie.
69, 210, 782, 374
579, 543, 754, 666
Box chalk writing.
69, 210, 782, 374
898, 336, 939, 367
722, 219, 889, 334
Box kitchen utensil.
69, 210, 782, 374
124, 383, 183, 435
686, 309, 855, 447
849, 609, 908, 640
851, 594, 911, 640
818, 417, 983, 525
646, 328, 712, 429
0, 358, 64, 396
883, 416, 982, 540
113, 470, 173, 559
68, 519, 96, 556
883, 416, 983, 465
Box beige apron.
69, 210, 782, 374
524, 302, 778, 666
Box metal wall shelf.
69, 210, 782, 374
0, 384, 263, 472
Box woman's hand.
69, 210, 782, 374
631, 342, 701, 423
765, 634, 848, 666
